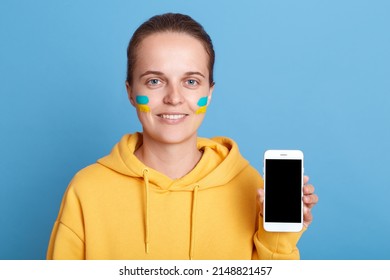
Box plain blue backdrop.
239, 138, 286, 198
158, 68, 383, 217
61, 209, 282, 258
1, 0, 389, 260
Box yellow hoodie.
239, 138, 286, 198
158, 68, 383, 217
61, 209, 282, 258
47, 133, 304, 260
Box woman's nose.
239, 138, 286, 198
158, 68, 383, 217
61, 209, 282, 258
163, 83, 184, 105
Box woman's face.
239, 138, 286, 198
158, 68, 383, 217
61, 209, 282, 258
126, 32, 214, 145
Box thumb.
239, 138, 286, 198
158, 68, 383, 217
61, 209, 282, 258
257, 189, 264, 216
257, 188, 264, 204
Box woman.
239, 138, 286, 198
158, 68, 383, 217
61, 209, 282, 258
47, 13, 318, 260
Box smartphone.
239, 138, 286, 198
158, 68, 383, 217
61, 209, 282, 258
263, 150, 304, 232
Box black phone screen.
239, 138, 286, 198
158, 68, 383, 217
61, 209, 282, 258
265, 159, 302, 223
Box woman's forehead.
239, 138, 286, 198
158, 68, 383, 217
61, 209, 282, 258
134, 32, 210, 75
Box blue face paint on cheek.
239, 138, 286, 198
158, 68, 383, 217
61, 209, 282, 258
196, 96, 208, 114
135, 95, 150, 112
136, 95, 149, 105
197, 96, 208, 107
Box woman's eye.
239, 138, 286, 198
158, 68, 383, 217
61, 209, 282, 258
186, 79, 198, 86
148, 79, 160, 86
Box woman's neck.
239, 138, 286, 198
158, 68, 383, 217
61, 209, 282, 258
134, 134, 202, 179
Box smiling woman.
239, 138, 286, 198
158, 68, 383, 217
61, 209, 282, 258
46, 13, 318, 260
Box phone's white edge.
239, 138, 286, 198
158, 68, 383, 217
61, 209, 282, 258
264, 149, 304, 159
263, 222, 303, 232
263, 149, 304, 233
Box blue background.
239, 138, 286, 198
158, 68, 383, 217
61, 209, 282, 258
1, 0, 389, 260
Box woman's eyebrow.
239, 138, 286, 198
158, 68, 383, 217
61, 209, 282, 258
140, 71, 206, 79
139, 70, 164, 78
185, 71, 205, 78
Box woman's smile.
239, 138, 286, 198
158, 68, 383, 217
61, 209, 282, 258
157, 113, 189, 123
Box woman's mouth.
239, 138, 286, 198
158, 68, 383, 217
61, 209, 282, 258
158, 114, 187, 120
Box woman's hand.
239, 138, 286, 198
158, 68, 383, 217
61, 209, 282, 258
302, 176, 318, 227
257, 175, 319, 228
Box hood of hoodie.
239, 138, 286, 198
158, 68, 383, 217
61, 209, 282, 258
97, 132, 249, 191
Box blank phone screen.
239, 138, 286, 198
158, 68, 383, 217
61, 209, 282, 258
265, 159, 302, 223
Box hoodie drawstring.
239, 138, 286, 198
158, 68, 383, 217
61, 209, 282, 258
142, 168, 150, 254
190, 185, 199, 260
141, 170, 200, 258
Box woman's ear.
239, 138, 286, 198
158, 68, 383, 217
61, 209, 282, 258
207, 82, 215, 106
126, 81, 136, 107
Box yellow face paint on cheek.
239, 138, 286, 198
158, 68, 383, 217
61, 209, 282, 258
137, 105, 150, 113
195, 106, 207, 114
196, 96, 208, 114
135, 95, 150, 113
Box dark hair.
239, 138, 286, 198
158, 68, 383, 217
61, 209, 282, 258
126, 13, 215, 86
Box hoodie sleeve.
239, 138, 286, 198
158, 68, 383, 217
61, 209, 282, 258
47, 181, 85, 260
253, 215, 306, 259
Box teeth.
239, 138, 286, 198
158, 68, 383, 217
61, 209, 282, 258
160, 114, 186, 120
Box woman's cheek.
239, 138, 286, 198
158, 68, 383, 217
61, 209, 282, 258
135, 94, 151, 113
195, 96, 208, 114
